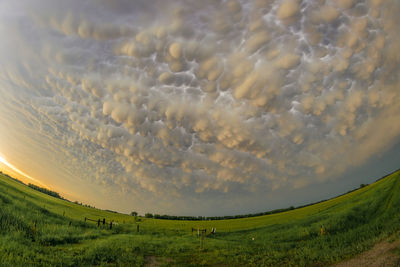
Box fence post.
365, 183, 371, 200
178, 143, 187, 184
200, 229, 205, 250
110, 221, 112, 230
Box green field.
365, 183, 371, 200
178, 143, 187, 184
1, 170, 400, 266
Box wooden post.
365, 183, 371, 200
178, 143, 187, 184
110, 221, 112, 230
103, 218, 105, 225
97, 219, 100, 227
320, 225, 325, 236
200, 229, 206, 250
137, 224, 139, 233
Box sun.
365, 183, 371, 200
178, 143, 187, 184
0, 156, 8, 165
0, 155, 42, 184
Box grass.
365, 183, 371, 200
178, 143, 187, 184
1, 170, 400, 266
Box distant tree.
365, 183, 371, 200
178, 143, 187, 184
28, 183, 61, 199
145, 213, 153, 218
360, 183, 368, 188
131, 211, 138, 217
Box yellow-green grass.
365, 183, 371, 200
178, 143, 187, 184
1, 170, 400, 266
0, 170, 395, 232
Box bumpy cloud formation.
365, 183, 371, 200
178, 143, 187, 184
0, 0, 400, 214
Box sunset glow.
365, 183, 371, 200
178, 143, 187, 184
0, 155, 42, 185
1, 1, 400, 265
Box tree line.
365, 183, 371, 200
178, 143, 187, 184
137, 182, 376, 221
141, 206, 297, 221
28, 183, 62, 199
0, 171, 24, 184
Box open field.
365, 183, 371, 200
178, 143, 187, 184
1, 170, 400, 266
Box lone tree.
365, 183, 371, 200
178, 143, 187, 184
131, 211, 138, 217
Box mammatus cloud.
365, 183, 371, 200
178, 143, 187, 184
0, 0, 400, 215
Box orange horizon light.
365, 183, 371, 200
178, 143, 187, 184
0, 155, 44, 186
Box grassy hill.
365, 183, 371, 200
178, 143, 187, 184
1, 170, 400, 266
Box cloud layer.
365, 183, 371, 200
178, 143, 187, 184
0, 0, 400, 215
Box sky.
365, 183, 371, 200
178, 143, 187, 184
0, 0, 400, 216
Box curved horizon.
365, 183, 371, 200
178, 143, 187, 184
1, 0, 400, 216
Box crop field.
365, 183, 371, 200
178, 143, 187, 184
1, 170, 400, 266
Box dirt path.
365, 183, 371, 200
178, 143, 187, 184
143, 238, 400, 266
144, 256, 161, 267
333, 239, 400, 267
144, 256, 173, 267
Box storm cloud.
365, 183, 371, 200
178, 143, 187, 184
0, 0, 400, 215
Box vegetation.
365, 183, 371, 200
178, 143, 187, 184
28, 183, 62, 199
8, 178, 375, 222
131, 211, 138, 217
1, 170, 400, 266
148, 206, 297, 221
